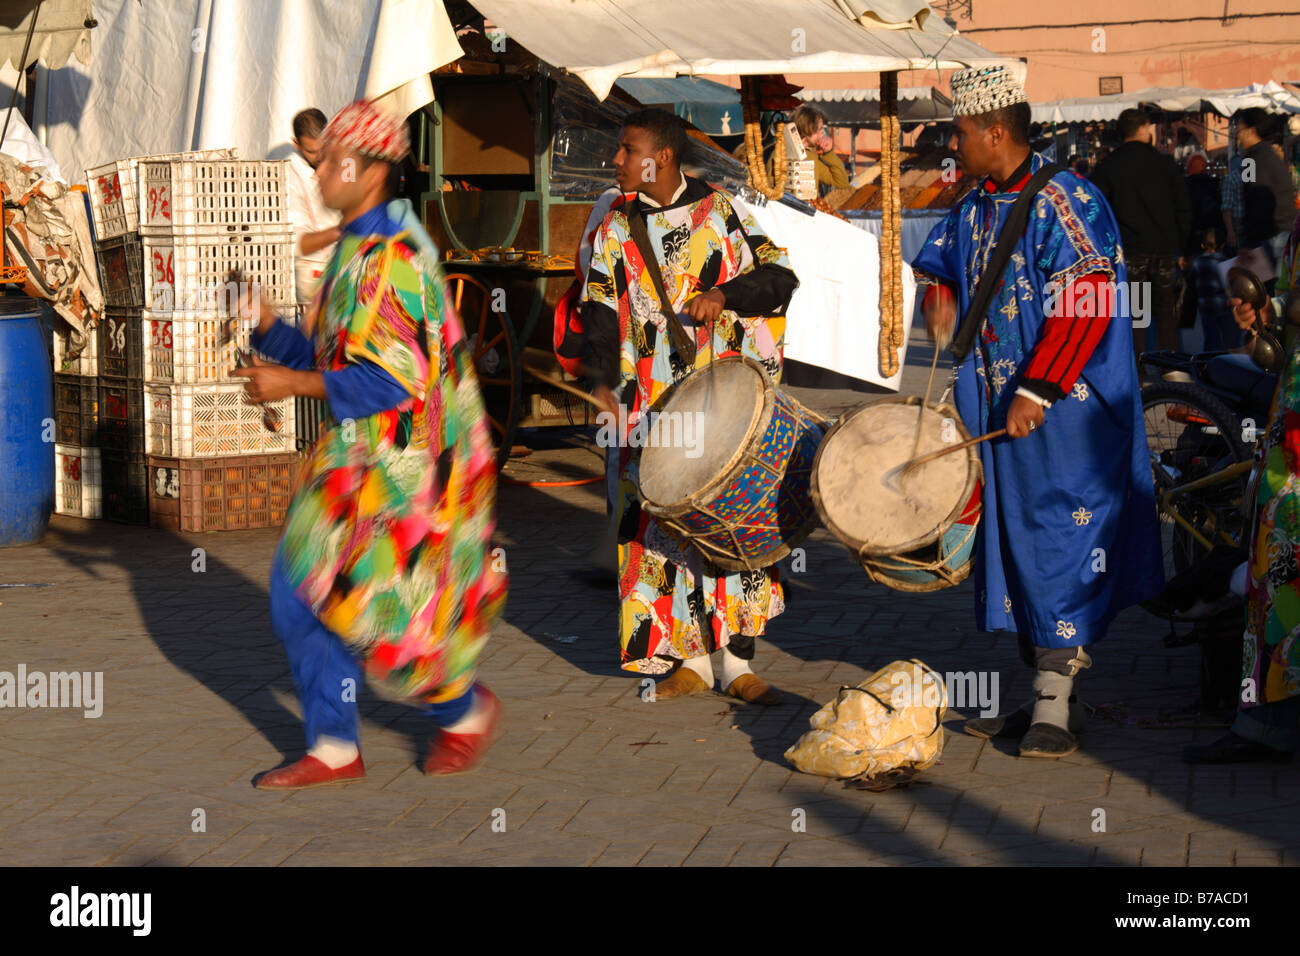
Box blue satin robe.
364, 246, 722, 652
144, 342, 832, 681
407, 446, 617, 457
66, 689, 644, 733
911, 153, 1163, 648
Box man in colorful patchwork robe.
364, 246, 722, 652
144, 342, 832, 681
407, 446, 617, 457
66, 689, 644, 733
580, 109, 799, 702
1185, 209, 1300, 763
232, 100, 506, 790
912, 67, 1163, 758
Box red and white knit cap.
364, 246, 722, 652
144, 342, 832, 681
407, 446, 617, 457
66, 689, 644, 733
323, 100, 410, 161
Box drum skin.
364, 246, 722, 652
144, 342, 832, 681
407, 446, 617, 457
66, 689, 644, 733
811, 395, 984, 592
638, 357, 825, 572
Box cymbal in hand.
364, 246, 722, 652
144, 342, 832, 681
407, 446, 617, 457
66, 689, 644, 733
1227, 266, 1266, 311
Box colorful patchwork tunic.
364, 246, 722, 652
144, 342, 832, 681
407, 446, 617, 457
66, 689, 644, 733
581, 175, 798, 673
911, 152, 1162, 648
263, 199, 505, 703
1244, 213, 1300, 707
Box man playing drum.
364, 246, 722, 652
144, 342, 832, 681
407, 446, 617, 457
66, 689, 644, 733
581, 108, 799, 702
912, 67, 1162, 757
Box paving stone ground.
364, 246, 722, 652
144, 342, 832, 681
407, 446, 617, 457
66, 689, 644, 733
2, 337, 1297, 866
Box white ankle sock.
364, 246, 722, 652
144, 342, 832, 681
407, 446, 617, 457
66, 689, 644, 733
717, 645, 753, 688
682, 654, 715, 686
442, 689, 492, 734
309, 735, 359, 769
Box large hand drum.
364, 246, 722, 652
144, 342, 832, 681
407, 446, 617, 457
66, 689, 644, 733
812, 396, 983, 592
637, 356, 825, 572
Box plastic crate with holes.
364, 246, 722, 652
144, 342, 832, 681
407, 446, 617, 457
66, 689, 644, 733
85, 149, 236, 242
52, 325, 99, 375
144, 382, 295, 459
54, 444, 103, 519
53, 372, 99, 445
147, 452, 298, 532
94, 232, 144, 308
98, 379, 145, 455
138, 158, 289, 236
142, 230, 294, 313
102, 451, 149, 524
141, 309, 254, 384
96, 307, 144, 380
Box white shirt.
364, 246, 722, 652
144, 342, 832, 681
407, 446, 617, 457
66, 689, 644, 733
285, 150, 342, 304
637, 171, 688, 209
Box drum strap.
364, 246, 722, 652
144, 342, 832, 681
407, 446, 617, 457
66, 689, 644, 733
626, 204, 698, 364
949, 163, 1065, 365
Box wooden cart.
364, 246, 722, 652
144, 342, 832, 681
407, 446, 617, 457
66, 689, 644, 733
417, 62, 640, 466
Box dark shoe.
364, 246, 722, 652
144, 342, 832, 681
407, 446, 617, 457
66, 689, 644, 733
963, 708, 1031, 739
254, 754, 365, 790
1182, 731, 1293, 764
1018, 722, 1079, 758
963, 695, 1084, 739
423, 685, 503, 775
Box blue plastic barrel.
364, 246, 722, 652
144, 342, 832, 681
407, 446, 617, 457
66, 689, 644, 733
0, 296, 55, 546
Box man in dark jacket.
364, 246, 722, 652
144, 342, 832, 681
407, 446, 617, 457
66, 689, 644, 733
1091, 108, 1192, 353
1235, 107, 1297, 278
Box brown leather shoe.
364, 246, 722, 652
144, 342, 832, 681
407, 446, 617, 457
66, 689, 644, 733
423, 684, 503, 775
654, 666, 711, 699
254, 754, 365, 790
726, 673, 784, 705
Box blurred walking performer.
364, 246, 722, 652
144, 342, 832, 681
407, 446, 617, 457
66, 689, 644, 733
580, 108, 798, 702
911, 67, 1162, 757
233, 100, 506, 789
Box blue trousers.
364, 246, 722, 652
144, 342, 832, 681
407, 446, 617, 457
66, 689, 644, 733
269, 551, 473, 749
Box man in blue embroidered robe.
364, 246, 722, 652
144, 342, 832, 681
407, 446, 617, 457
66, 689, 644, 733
911, 66, 1163, 757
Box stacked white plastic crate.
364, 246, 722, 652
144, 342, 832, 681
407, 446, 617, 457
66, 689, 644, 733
138, 155, 297, 462
86, 154, 296, 531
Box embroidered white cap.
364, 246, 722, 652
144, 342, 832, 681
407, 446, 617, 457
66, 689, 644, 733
950, 65, 1028, 118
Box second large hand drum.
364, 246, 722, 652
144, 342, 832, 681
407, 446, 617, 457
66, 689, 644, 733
637, 356, 825, 572
812, 396, 983, 592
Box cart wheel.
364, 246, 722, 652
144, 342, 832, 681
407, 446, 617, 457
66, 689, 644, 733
446, 272, 522, 470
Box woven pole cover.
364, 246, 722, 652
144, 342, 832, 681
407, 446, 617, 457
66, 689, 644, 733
878, 70, 902, 378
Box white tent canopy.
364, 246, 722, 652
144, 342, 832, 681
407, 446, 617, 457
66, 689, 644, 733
0, 0, 94, 72
797, 86, 951, 124
27, 0, 462, 188
470, 0, 1018, 102
1031, 81, 1300, 125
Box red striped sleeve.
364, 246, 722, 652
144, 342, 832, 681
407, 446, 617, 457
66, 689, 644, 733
1020, 273, 1112, 401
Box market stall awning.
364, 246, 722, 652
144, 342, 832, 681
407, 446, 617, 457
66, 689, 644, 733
615, 76, 742, 136
470, 0, 1017, 101
0, 0, 93, 72
1031, 81, 1300, 125
797, 86, 951, 125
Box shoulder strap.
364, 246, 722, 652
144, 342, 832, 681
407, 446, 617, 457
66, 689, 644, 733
625, 202, 698, 363
949, 163, 1065, 364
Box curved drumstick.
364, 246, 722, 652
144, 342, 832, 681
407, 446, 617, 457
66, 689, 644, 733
522, 364, 608, 410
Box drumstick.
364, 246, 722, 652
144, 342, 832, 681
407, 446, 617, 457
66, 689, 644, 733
522, 364, 609, 410
884, 428, 1009, 491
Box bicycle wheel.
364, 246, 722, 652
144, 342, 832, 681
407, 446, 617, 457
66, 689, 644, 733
1141, 380, 1251, 588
